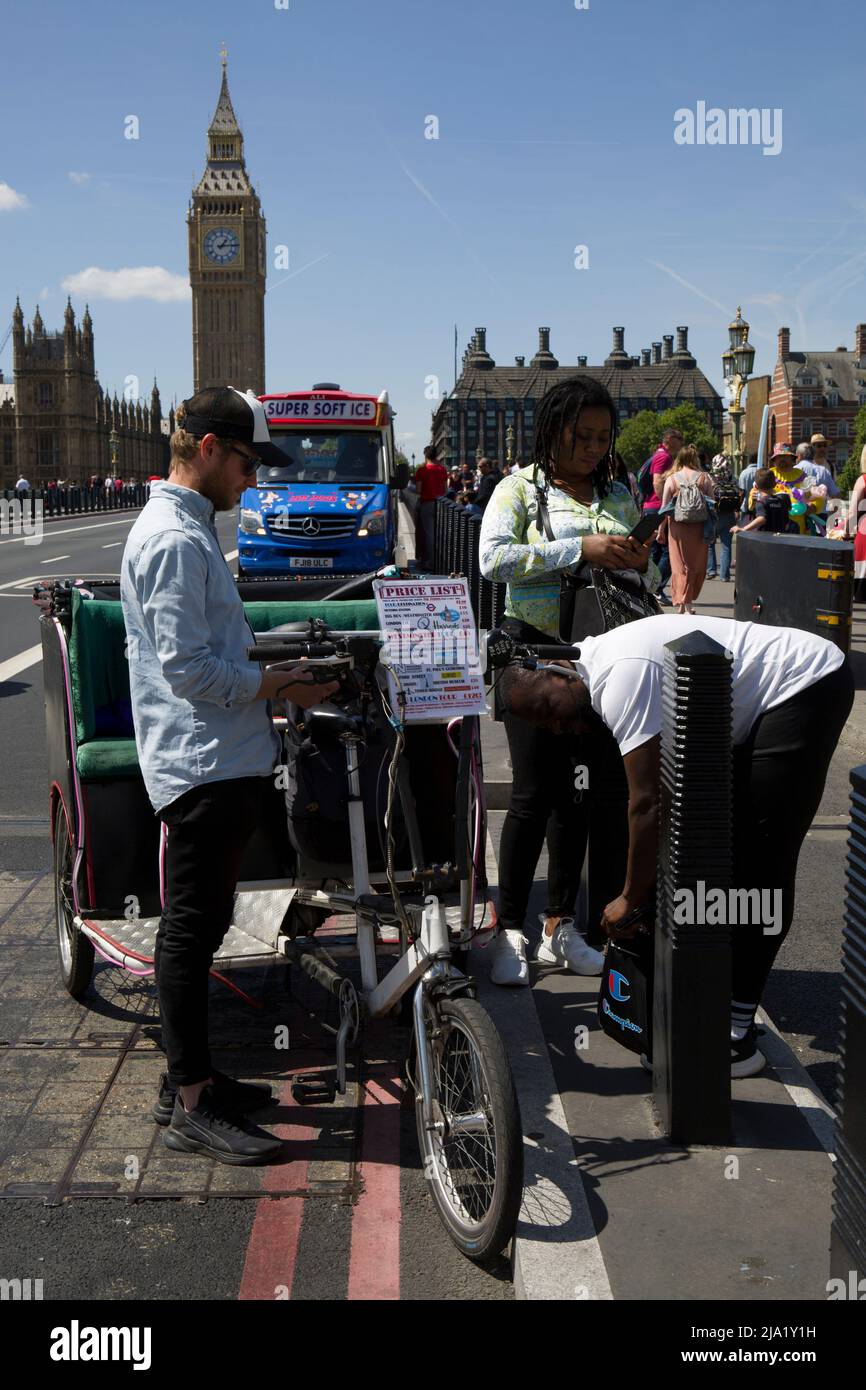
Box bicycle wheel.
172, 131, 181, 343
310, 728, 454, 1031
54, 802, 93, 999
415, 994, 522, 1262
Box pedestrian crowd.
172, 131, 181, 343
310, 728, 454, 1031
411, 448, 519, 562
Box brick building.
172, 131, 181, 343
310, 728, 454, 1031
0, 300, 170, 489
768, 321, 866, 471
431, 325, 723, 469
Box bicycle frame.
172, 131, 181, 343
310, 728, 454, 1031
285, 725, 476, 1015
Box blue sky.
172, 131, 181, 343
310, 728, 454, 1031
2, 0, 865, 457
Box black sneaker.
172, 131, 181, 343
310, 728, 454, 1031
152, 1069, 274, 1126
163, 1086, 284, 1165
731, 1026, 765, 1078
657, 594, 673, 607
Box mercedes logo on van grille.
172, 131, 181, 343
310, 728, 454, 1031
301, 517, 320, 536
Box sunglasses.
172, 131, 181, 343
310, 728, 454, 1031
229, 446, 260, 477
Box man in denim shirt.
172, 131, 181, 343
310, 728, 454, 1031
121, 387, 338, 1164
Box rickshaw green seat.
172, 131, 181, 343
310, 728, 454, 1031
76, 738, 140, 780
67, 590, 381, 782
242, 600, 379, 633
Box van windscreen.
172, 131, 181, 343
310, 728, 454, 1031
256, 430, 384, 484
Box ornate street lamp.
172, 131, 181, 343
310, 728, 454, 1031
506, 422, 514, 466
109, 426, 119, 470
723, 307, 755, 469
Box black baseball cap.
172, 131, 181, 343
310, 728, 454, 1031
178, 386, 287, 468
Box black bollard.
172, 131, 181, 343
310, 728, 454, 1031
653, 631, 733, 1144
831, 764, 866, 1284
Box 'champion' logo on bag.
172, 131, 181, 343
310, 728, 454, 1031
608, 969, 630, 1002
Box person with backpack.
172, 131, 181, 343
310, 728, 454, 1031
706, 455, 741, 581
660, 445, 716, 613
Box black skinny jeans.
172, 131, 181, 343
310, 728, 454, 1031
155, 775, 293, 1088
730, 659, 854, 1005
497, 619, 629, 936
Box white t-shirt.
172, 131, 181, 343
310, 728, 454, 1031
573, 615, 845, 757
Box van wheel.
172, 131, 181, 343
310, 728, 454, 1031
54, 803, 94, 998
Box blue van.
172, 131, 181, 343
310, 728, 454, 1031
237, 385, 409, 578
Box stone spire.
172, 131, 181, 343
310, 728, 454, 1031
32, 305, 44, 335
206, 49, 244, 164
64, 296, 76, 354
12, 297, 24, 350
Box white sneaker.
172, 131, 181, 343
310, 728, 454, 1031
535, 916, 604, 976
490, 929, 529, 987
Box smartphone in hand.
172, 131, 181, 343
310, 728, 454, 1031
628, 513, 662, 545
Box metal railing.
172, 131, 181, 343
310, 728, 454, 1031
3, 483, 151, 518
432, 496, 505, 627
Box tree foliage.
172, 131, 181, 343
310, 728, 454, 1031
616, 402, 720, 473
836, 404, 866, 495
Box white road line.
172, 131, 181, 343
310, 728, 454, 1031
1, 550, 243, 678
38, 556, 71, 564
102, 542, 123, 549
0, 644, 43, 683
0, 517, 137, 547
755, 1007, 837, 1157
474, 829, 614, 1301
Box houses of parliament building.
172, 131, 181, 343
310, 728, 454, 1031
0, 53, 266, 489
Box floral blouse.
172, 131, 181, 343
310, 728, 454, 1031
478, 464, 659, 638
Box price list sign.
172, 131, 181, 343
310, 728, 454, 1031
373, 577, 488, 722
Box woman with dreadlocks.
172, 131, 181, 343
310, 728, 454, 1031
479, 376, 658, 985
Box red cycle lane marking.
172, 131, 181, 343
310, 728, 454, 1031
238, 1082, 315, 1302
347, 1069, 401, 1301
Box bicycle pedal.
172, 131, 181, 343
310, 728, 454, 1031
291, 1074, 337, 1105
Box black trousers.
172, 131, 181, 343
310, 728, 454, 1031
155, 774, 293, 1088
730, 659, 854, 1005
497, 619, 629, 936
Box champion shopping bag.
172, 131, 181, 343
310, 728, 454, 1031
597, 933, 654, 1056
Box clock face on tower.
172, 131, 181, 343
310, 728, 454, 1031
203, 227, 240, 265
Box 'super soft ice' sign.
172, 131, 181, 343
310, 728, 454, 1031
263, 396, 376, 421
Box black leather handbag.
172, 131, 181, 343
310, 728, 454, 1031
534, 484, 662, 643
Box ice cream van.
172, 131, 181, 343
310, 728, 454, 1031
237, 385, 408, 578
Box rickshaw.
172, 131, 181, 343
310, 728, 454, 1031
36, 573, 522, 1262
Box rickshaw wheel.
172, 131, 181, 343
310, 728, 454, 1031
53, 803, 94, 998
415, 995, 522, 1263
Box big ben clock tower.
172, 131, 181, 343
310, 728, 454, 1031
188, 49, 266, 394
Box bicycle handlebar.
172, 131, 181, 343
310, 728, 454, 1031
246, 631, 383, 664
484, 627, 580, 670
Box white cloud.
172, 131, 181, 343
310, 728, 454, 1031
749, 292, 785, 306
68, 171, 92, 185
61, 266, 191, 303
39, 286, 50, 299
0, 182, 29, 211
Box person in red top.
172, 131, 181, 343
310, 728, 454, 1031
414, 443, 448, 564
